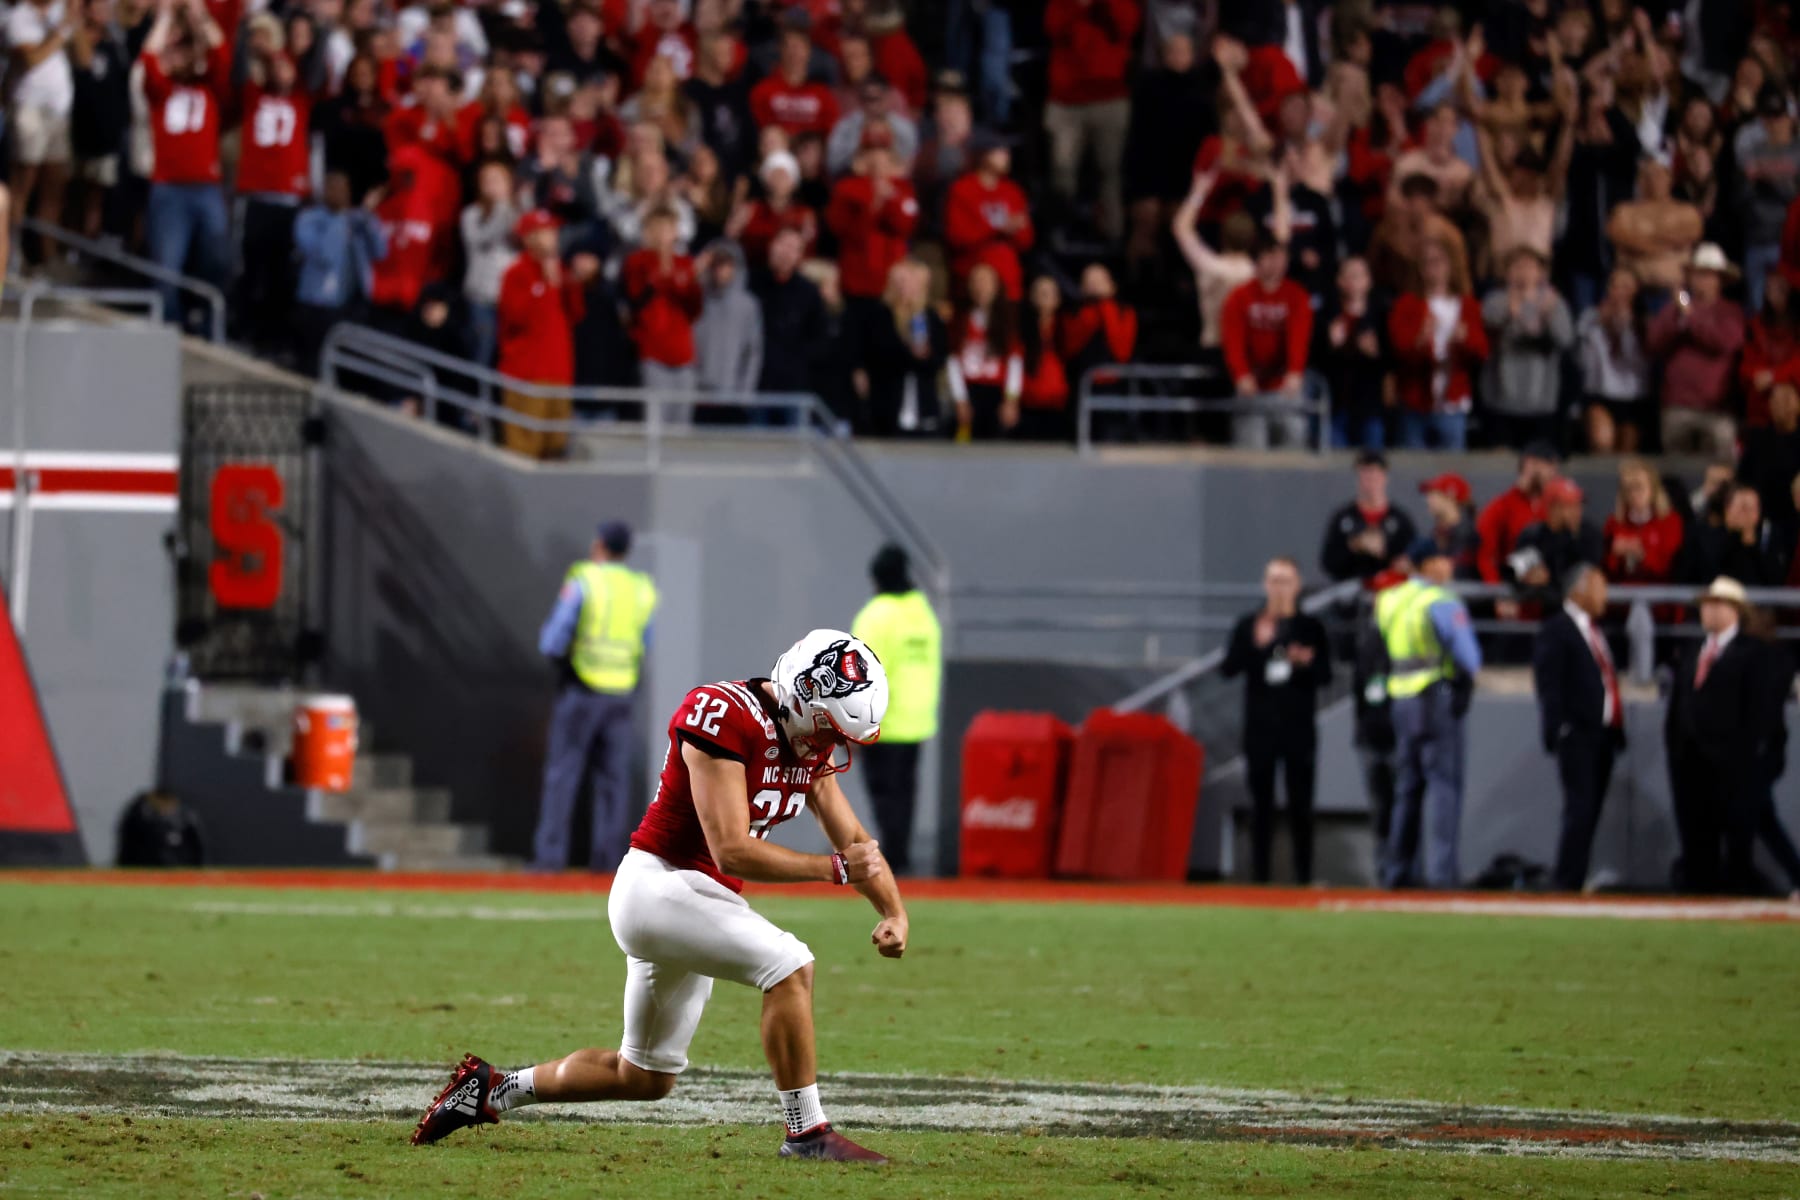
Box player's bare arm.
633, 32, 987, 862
809, 770, 908, 958
687, 740, 884, 885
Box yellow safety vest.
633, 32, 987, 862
1376, 578, 1457, 699
568, 561, 657, 694
851, 589, 942, 743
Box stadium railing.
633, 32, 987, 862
17, 218, 226, 343
1076, 365, 1332, 456
314, 321, 952, 608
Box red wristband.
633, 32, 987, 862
829, 852, 849, 885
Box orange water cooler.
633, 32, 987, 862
292, 695, 358, 792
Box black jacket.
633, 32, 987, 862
1222, 610, 1333, 748
1509, 519, 1605, 604
1122, 64, 1214, 202
1351, 598, 1394, 751
1750, 636, 1797, 782
1320, 501, 1417, 582
1666, 630, 1761, 778
1533, 609, 1624, 752
1738, 426, 1800, 540
751, 268, 826, 394
1681, 523, 1790, 588
859, 306, 950, 437
1313, 298, 1389, 425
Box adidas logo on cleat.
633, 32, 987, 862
445, 1076, 484, 1118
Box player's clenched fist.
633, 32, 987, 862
871, 917, 907, 959
842, 840, 886, 883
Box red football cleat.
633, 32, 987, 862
777, 1123, 889, 1163
411, 1053, 502, 1145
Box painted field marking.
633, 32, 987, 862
1, 1051, 1796, 1164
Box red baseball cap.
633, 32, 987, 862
1418, 473, 1472, 507
514, 209, 560, 241
1544, 478, 1584, 506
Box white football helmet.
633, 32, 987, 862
771, 629, 887, 772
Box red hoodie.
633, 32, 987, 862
497, 256, 587, 386
1220, 278, 1313, 390
622, 250, 703, 368
369, 143, 462, 311
1043, 0, 1139, 106
944, 171, 1034, 300
1476, 486, 1548, 584
826, 174, 918, 299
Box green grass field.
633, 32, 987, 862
2, 878, 1798, 1198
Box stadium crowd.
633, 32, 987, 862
8, 0, 1800, 455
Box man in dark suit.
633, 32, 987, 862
1665, 577, 1762, 893
1532, 564, 1625, 892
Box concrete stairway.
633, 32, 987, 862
181, 681, 516, 871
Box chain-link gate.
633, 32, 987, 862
176, 385, 321, 680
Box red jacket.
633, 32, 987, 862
1739, 317, 1800, 427
1022, 322, 1070, 411
369, 143, 463, 311
630, 23, 698, 86
1779, 193, 1800, 290
750, 74, 840, 136
737, 199, 818, 269
1388, 293, 1489, 415
622, 250, 703, 368
826, 174, 918, 299
237, 84, 313, 197
1602, 510, 1686, 585
497, 256, 586, 386
1043, 0, 1139, 106
1062, 299, 1138, 367
943, 172, 1034, 300
142, 47, 233, 185
872, 29, 927, 111
1220, 278, 1313, 390
1476, 486, 1548, 584
384, 104, 466, 168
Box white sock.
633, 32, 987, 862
779, 1083, 827, 1137
489, 1066, 536, 1113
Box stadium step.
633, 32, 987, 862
346, 821, 488, 859
306, 787, 450, 825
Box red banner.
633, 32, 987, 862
0, 583, 78, 836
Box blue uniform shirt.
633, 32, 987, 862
538, 574, 653, 658
1427, 595, 1483, 677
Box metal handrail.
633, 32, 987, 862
18, 217, 225, 342
956, 581, 1278, 601
1076, 364, 1332, 456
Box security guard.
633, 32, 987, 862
850, 545, 942, 874
531, 520, 658, 872
1377, 539, 1482, 888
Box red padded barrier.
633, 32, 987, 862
1054, 709, 1204, 881
958, 712, 1074, 878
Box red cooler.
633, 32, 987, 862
958, 712, 1074, 878
1055, 709, 1204, 881
293, 695, 358, 792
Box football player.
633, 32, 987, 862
412, 629, 907, 1162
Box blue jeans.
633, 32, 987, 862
532, 687, 637, 871
146, 183, 229, 330
467, 300, 498, 368
946, 0, 1012, 125
1397, 410, 1467, 450
1744, 241, 1782, 314
1386, 684, 1465, 888
1331, 410, 1387, 451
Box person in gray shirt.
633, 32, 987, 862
1732, 84, 1800, 310
1481, 245, 1575, 451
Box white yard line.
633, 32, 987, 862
0, 1051, 1795, 1164
1322, 897, 1800, 921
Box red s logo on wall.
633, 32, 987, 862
209, 465, 284, 610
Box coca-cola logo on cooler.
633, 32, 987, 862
962, 797, 1039, 831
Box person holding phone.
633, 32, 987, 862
1647, 243, 1746, 456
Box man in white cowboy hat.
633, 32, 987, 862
1664, 577, 1760, 893
1646, 242, 1747, 456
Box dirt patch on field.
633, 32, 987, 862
1, 1051, 1794, 1163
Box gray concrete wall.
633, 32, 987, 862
0, 320, 182, 864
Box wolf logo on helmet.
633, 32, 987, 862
771, 629, 889, 774
797, 639, 873, 703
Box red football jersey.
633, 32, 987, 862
237, 85, 313, 197
631, 679, 825, 894
142, 47, 233, 185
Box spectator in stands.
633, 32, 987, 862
1018, 275, 1070, 441
1172, 171, 1260, 374
236, 26, 317, 352
1389, 104, 1473, 214
1315, 256, 1388, 451
1684, 485, 1790, 587
808, 258, 858, 427
1666, 577, 1759, 894
1221, 223, 1314, 450
729, 149, 816, 268
1477, 441, 1559, 609
115, 789, 205, 867
7, 0, 76, 260
1741, 383, 1800, 543
619, 54, 702, 162
1577, 267, 1652, 454
1604, 458, 1686, 587
292, 170, 388, 374
858, 257, 947, 436
498, 211, 596, 458
1320, 450, 1417, 585
1648, 244, 1748, 456
1510, 479, 1604, 607
1417, 473, 1480, 582
693, 240, 763, 414
686, 31, 755, 179
826, 74, 918, 177
1042, 0, 1140, 241
140, 0, 232, 327
1741, 271, 1800, 429
1389, 237, 1488, 451
1532, 562, 1625, 893
752, 226, 826, 405
314, 53, 392, 205
460, 161, 519, 368
1061, 262, 1137, 398
1482, 246, 1576, 452
544, 2, 626, 85
1473, 107, 1576, 273
1733, 84, 1800, 311
395, 283, 471, 418
1369, 173, 1471, 299
943, 133, 1033, 301
623, 204, 703, 414
750, 16, 839, 137
1561, 84, 1642, 316
1606, 154, 1703, 305
912, 69, 979, 234
1121, 20, 1206, 278
859, 1, 928, 116
1223, 555, 1333, 885
629, 0, 698, 87
946, 261, 1022, 440
68, 0, 130, 242
826, 126, 918, 351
